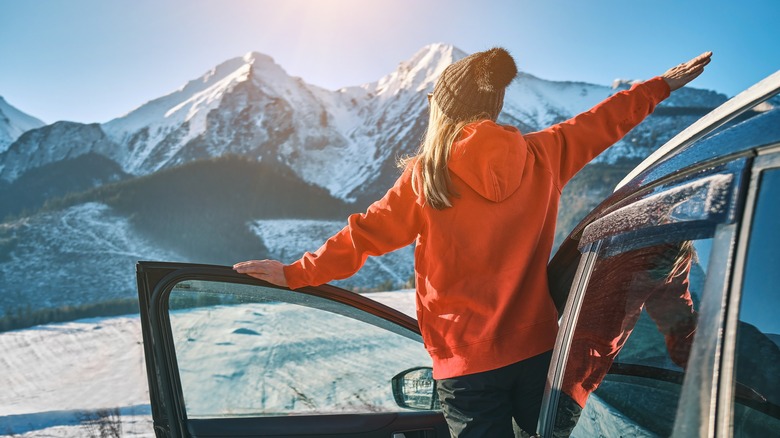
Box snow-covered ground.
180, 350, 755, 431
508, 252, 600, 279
0, 290, 417, 437
0, 315, 153, 437
0, 202, 182, 316
1, 277, 662, 438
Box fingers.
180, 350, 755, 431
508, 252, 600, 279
687, 51, 712, 70
233, 259, 289, 287
233, 260, 271, 274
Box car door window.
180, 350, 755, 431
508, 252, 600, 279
166, 280, 431, 418
552, 237, 713, 437
731, 167, 780, 436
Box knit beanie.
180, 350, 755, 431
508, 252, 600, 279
433, 47, 518, 121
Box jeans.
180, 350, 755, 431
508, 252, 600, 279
436, 350, 553, 438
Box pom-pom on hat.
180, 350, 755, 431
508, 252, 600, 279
432, 47, 518, 121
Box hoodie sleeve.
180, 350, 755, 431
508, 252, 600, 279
524, 76, 671, 189
283, 168, 422, 289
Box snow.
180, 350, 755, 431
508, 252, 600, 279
0, 202, 183, 316
1, 43, 727, 201
250, 219, 346, 259
0, 290, 417, 436
103, 56, 247, 135
569, 393, 655, 437
582, 173, 734, 246
503, 73, 617, 130
0, 96, 45, 154
95, 44, 464, 201
102, 57, 256, 174
101, 50, 320, 175
369, 43, 463, 97
0, 316, 152, 436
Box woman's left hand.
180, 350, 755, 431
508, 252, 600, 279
661, 51, 712, 91
233, 259, 289, 287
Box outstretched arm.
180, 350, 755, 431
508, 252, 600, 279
525, 52, 713, 187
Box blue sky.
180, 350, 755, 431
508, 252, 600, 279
1, 0, 778, 124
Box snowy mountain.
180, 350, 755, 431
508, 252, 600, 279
96, 44, 463, 202
0, 43, 730, 321
0, 44, 728, 202
0, 96, 45, 154
0, 121, 116, 182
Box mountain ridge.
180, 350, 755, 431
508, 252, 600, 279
0, 43, 732, 317
0, 43, 728, 197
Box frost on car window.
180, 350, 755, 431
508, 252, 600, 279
581, 173, 734, 248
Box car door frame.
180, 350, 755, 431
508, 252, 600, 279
538, 156, 751, 437
717, 146, 780, 435
136, 261, 446, 438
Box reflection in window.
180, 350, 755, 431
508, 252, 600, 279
167, 281, 431, 418
732, 168, 780, 436
554, 238, 711, 437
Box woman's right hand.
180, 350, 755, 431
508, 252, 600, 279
662, 52, 713, 91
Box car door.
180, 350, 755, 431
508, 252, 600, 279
136, 261, 447, 438
539, 158, 751, 437
540, 74, 780, 438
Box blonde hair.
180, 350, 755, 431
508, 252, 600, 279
400, 97, 491, 210
667, 240, 698, 282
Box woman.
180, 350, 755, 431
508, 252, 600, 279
234, 48, 711, 437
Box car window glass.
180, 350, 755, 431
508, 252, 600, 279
553, 237, 712, 437
166, 281, 431, 418
732, 167, 780, 436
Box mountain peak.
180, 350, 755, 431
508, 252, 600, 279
242, 51, 276, 66
370, 43, 467, 96
0, 96, 46, 153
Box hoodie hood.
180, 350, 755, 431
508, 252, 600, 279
448, 120, 527, 202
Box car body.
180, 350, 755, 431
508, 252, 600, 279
136, 70, 780, 437
537, 70, 780, 438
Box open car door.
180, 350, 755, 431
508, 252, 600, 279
136, 261, 447, 438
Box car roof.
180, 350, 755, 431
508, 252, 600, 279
617, 69, 780, 192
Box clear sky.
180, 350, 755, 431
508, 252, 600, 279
1, 0, 778, 124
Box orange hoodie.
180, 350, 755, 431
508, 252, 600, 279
284, 77, 671, 379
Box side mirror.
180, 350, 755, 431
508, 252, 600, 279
391, 367, 440, 410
